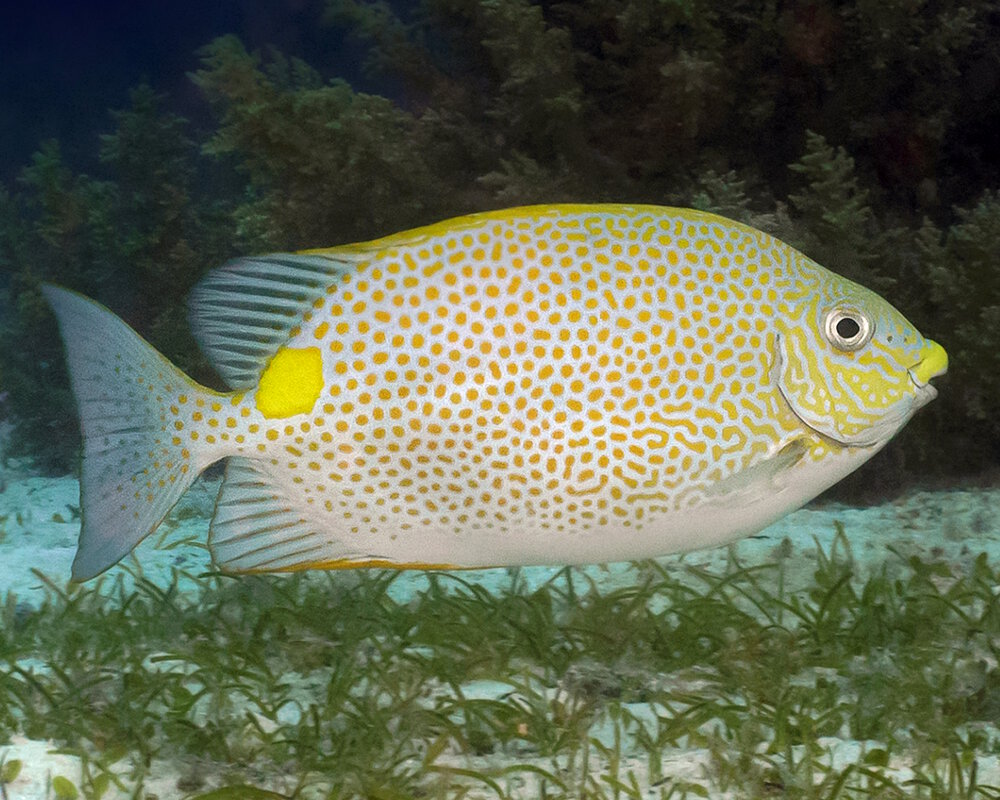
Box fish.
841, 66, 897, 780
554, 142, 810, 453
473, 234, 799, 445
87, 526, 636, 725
43, 204, 947, 581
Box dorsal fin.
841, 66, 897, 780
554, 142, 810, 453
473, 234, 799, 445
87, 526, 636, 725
188, 252, 360, 389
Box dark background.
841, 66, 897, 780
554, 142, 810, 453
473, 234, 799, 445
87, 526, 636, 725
0, 0, 365, 182
1, 0, 999, 491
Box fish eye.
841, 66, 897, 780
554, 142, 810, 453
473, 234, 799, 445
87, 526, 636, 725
824, 308, 872, 351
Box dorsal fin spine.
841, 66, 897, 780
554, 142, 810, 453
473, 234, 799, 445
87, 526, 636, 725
188, 253, 360, 390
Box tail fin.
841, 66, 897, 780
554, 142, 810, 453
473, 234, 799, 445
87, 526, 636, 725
43, 285, 218, 581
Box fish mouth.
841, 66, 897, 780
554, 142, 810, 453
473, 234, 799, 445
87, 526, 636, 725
907, 339, 947, 406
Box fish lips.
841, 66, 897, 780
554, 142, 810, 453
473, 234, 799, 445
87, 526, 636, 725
907, 339, 947, 409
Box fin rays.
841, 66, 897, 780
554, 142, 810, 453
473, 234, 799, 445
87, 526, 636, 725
42, 285, 214, 581
209, 457, 361, 573
189, 253, 358, 389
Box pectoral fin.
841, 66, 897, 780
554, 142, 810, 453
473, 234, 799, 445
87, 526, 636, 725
704, 438, 810, 507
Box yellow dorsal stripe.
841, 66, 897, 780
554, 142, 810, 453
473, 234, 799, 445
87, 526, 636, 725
299, 204, 760, 258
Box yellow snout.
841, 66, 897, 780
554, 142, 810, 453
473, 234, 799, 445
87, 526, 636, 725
910, 340, 948, 387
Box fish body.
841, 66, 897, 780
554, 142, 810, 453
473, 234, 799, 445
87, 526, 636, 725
44, 204, 947, 581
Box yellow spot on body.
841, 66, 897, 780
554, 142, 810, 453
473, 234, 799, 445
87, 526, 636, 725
256, 346, 324, 419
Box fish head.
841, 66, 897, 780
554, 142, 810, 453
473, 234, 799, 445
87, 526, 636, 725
774, 272, 947, 448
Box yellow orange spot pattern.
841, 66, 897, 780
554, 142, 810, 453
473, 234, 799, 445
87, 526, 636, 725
254, 207, 807, 542
105, 358, 239, 523
41, 208, 943, 579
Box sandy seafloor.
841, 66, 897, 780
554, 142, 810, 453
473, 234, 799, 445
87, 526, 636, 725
3, 441, 1000, 797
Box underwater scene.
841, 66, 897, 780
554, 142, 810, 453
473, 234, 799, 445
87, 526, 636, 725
1, 1, 1000, 798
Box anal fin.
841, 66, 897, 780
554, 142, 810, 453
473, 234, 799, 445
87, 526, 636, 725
209, 457, 361, 573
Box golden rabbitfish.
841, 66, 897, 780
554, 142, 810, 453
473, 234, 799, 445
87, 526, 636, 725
44, 204, 947, 581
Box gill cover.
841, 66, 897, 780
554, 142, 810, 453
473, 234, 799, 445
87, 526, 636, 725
774, 294, 931, 447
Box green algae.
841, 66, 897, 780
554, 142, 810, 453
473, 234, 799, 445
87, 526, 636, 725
1, 528, 1000, 798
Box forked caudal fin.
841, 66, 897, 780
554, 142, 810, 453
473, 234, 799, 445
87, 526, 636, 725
43, 285, 222, 581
